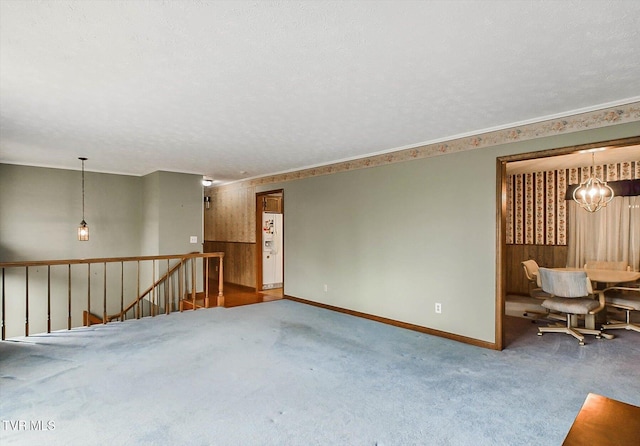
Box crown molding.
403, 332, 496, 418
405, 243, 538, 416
217, 101, 640, 190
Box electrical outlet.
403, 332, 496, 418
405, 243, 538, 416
324, 284, 328, 292
435, 303, 442, 314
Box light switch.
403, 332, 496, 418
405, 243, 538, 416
190, 236, 198, 244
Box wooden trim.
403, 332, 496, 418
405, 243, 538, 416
217, 256, 224, 306
255, 189, 284, 292
285, 295, 498, 350
25, 267, 29, 336
204, 258, 209, 308
86, 264, 91, 326
0, 252, 224, 268
498, 136, 640, 164
255, 194, 263, 292
120, 262, 125, 318
67, 265, 72, 330
495, 157, 506, 350
47, 265, 51, 333
103, 262, 107, 323
1, 269, 5, 340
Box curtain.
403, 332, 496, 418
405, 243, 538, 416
567, 196, 640, 271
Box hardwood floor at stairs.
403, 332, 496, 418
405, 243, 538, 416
182, 282, 283, 309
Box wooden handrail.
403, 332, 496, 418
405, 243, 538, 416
0, 252, 221, 268
0, 252, 225, 340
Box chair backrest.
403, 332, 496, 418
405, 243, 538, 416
521, 260, 540, 282
538, 268, 593, 298
584, 260, 630, 271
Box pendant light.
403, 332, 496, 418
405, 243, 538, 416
78, 157, 89, 241
572, 153, 614, 213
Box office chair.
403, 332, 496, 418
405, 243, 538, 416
521, 260, 565, 322
521, 260, 552, 299
536, 268, 610, 345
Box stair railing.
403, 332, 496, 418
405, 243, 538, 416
0, 252, 224, 340
108, 255, 189, 322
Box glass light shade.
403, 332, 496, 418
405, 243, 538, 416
78, 221, 89, 241
572, 176, 614, 213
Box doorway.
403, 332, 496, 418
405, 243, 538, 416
256, 190, 284, 293
496, 136, 640, 348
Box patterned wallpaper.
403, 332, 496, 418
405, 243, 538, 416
207, 102, 640, 244
219, 102, 639, 190
507, 161, 640, 245
205, 185, 257, 243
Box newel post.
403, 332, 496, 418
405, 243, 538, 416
217, 254, 224, 307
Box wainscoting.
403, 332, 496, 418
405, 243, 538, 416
506, 244, 568, 295
204, 241, 256, 288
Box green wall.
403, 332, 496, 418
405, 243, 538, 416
157, 171, 203, 255
0, 164, 143, 261
259, 122, 640, 344
0, 165, 203, 337
0, 165, 202, 262
140, 170, 203, 256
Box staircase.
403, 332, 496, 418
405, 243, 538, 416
0, 252, 225, 339
179, 291, 215, 310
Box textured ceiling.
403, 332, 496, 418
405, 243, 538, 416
1, 0, 640, 182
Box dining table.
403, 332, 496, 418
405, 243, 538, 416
583, 269, 640, 286
552, 267, 640, 286
552, 268, 640, 286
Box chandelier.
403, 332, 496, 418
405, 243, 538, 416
572, 153, 614, 213
78, 157, 89, 241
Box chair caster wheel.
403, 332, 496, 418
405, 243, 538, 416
537, 332, 543, 336
595, 335, 601, 339
601, 333, 614, 340
579, 341, 585, 346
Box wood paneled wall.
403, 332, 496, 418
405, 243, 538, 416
204, 241, 256, 288
204, 185, 256, 243
506, 244, 568, 295
204, 184, 258, 288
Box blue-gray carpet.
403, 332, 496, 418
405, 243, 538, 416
1, 299, 639, 445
